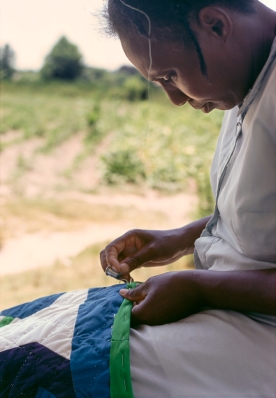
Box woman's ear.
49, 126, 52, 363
196, 7, 233, 42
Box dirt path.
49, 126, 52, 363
0, 191, 197, 275
0, 223, 127, 276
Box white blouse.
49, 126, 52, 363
194, 37, 276, 272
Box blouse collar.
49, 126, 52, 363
238, 37, 276, 116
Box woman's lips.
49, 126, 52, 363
201, 103, 211, 113
188, 101, 217, 113
201, 102, 216, 113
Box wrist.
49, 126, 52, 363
180, 269, 215, 310
178, 216, 211, 255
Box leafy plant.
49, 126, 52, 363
102, 149, 146, 184
123, 76, 148, 101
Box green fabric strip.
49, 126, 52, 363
110, 282, 137, 398
0, 316, 14, 328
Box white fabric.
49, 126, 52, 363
131, 311, 276, 397
130, 39, 276, 398
195, 38, 276, 271
0, 289, 88, 359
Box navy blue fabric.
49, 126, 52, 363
35, 388, 57, 398
70, 284, 125, 397
0, 293, 64, 319
0, 342, 75, 398
0, 285, 127, 397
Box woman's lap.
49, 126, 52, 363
130, 309, 276, 397
1, 287, 275, 397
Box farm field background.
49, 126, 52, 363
0, 78, 223, 308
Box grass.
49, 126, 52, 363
1, 82, 90, 150
1, 80, 222, 216
0, 241, 194, 310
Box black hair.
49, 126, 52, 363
103, 0, 256, 76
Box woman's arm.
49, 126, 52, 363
198, 268, 276, 315
120, 268, 276, 325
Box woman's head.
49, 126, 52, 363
102, 1, 271, 112
105, 0, 256, 70
105, 1, 256, 39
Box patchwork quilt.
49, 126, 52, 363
0, 283, 135, 398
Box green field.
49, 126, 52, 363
1, 79, 222, 213
0, 77, 223, 308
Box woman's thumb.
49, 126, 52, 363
120, 284, 146, 302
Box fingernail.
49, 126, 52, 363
120, 289, 128, 296
120, 263, 129, 274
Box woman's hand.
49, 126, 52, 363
120, 271, 201, 326
100, 216, 211, 281
120, 268, 276, 326
100, 228, 189, 280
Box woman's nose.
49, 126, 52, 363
165, 86, 189, 106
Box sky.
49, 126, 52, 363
0, 0, 275, 71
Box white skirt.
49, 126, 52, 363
130, 310, 276, 397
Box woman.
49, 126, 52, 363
1, 1, 275, 396
100, 0, 276, 396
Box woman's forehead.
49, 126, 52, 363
120, 33, 190, 77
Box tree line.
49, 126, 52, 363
1, 36, 83, 80
1, 36, 152, 101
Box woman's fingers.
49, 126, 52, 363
100, 227, 188, 278
120, 283, 150, 324
120, 272, 201, 326
100, 239, 125, 273
116, 243, 156, 273
101, 232, 154, 274
120, 283, 147, 302
99, 249, 108, 271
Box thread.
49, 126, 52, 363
119, 0, 153, 160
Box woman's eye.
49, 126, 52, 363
163, 76, 172, 83
163, 71, 177, 84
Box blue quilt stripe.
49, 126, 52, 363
70, 284, 125, 397
0, 292, 65, 319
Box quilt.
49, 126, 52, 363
0, 283, 135, 398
